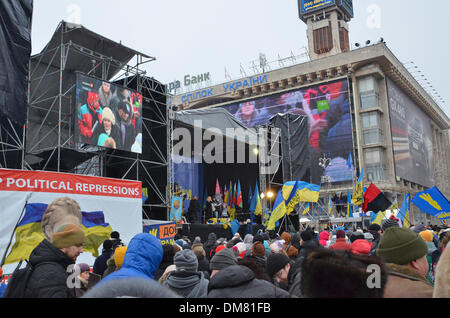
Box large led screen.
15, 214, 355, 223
387, 77, 434, 187
220, 79, 353, 185
76, 73, 143, 153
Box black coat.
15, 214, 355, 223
204, 201, 214, 222
25, 239, 76, 298
92, 249, 114, 277
187, 199, 200, 223
207, 265, 292, 298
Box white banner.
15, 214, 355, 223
0, 168, 142, 274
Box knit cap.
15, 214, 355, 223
251, 241, 266, 258
74, 263, 90, 274
114, 246, 128, 267
419, 230, 434, 242
266, 253, 290, 278
376, 227, 428, 265
174, 249, 198, 272
210, 248, 237, 271
51, 224, 85, 249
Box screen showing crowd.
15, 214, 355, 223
220, 79, 353, 184
76, 74, 143, 154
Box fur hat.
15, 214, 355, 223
191, 244, 206, 258
266, 253, 290, 278
51, 224, 85, 249
376, 227, 428, 265
174, 249, 198, 272
251, 241, 266, 258
210, 248, 237, 271
102, 107, 116, 126
114, 246, 128, 268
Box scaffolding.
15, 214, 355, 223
24, 21, 170, 220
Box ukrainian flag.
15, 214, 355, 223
398, 193, 411, 228
250, 181, 262, 216
352, 168, 364, 206
267, 189, 287, 231
371, 210, 387, 226
347, 189, 353, 218
303, 203, 310, 215
5, 203, 113, 265
285, 179, 300, 215
282, 181, 320, 204
328, 195, 332, 215
412, 186, 450, 220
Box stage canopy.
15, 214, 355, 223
175, 107, 259, 146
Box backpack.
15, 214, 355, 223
3, 259, 51, 298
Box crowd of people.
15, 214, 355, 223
1, 211, 449, 298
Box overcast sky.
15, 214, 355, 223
31, 0, 450, 118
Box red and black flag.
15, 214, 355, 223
363, 183, 392, 213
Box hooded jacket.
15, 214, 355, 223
78, 92, 103, 144
204, 233, 218, 260
350, 239, 373, 255
98, 233, 163, 284
25, 239, 76, 298
207, 265, 292, 298
329, 238, 351, 251
163, 270, 209, 298
319, 231, 330, 247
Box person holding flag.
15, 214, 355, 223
347, 189, 353, 218
352, 168, 364, 206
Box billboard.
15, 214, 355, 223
0, 168, 142, 274
339, 0, 354, 18
220, 79, 353, 185
387, 77, 434, 188
76, 73, 143, 153
299, 0, 336, 15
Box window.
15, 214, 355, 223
361, 112, 384, 145
364, 148, 386, 181
358, 76, 379, 109
339, 27, 349, 52
313, 24, 333, 54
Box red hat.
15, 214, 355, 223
215, 244, 226, 254
87, 92, 100, 110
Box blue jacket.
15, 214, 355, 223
0, 283, 6, 298
99, 233, 163, 284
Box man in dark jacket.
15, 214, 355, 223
24, 223, 86, 298
92, 239, 114, 277
207, 265, 292, 298
163, 249, 209, 298
186, 196, 200, 224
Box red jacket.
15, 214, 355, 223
329, 238, 351, 251
350, 239, 373, 255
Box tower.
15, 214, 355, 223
298, 0, 354, 61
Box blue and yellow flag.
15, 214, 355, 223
352, 168, 364, 206
398, 193, 411, 228
267, 189, 286, 231
328, 195, 332, 215
285, 179, 300, 215
412, 186, 450, 220
303, 203, 310, 215
5, 203, 113, 265
282, 181, 320, 204
250, 181, 262, 216
347, 189, 353, 218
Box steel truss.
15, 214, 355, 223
24, 21, 170, 220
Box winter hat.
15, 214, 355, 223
300, 230, 313, 242
266, 253, 291, 278
369, 224, 381, 232
263, 241, 271, 253
269, 240, 285, 253
350, 239, 373, 255
51, 224, 85, 249
102, 107, 116, 125
192, 244, 206, 258
376, 227, 428, 265
234, 242, 247, 254
210, 248, 238, 271
174, 249, 198, 272
74, 263, 90, 274
251, 242, 266, 258
193, 236, 202, 245
381, 219, 400, 231
280, 232, 292, 244
215, 244, 226, 255
364, 232, 374, 242
114, 246, 128, 267
419, 230, 434, 242
253, 234, 265, 244
336, 230, 346, 239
